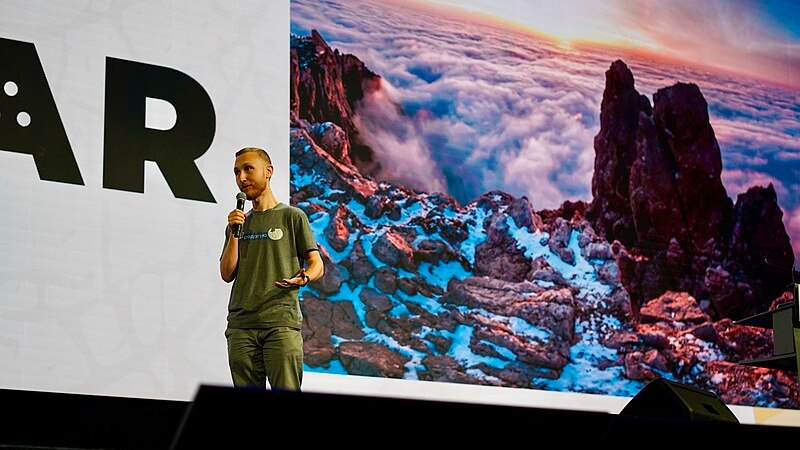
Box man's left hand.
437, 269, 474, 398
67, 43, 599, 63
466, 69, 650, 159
276, 268, 309, 289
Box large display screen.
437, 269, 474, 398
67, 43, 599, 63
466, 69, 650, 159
289, 0, 800, 421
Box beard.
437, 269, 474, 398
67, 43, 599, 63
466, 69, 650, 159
241, 179, 267, 200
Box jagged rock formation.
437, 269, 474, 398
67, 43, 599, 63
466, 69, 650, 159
586, 60, 651, 247
291, 30, 382, 174
588, 60, 793, 321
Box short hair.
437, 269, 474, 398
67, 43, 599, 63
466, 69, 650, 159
235, 147, 272, 165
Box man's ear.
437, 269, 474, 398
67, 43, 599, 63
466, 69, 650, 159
265, 164, 274, 180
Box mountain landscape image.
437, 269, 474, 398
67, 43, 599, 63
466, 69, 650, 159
288, 0, 799, 408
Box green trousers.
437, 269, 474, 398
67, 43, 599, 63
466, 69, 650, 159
225, 327, 304, 391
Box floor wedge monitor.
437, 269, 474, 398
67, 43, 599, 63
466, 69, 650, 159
619, 377, 739, 423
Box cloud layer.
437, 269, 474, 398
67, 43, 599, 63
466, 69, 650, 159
291, 0, 799, 256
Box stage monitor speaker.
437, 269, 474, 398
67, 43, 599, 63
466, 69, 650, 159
619, 377, 739, 424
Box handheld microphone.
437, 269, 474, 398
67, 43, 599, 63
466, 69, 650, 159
232, 192, 247, 238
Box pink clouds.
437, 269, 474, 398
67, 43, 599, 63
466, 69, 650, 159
713, 119, 800, 152
291, 0, 800, 257
785, 207, 800, 258
721, 169, 788, 204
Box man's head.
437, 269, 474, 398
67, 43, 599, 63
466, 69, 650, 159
234, 147, 273, 200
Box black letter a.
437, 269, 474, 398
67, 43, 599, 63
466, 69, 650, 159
0, 37, 84, 184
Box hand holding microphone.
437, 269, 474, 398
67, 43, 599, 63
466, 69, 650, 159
230, 192, 247, 238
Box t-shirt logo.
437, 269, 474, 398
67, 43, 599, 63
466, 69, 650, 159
268, 228, 283, 240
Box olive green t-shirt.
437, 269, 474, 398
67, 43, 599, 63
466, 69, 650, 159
223, 203, 318, 329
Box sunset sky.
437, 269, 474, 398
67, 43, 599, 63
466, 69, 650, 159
420, 0, 800, 88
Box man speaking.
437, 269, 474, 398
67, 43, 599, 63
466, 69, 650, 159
219, 147, 323, 390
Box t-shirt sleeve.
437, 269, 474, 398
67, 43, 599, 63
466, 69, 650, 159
295, 209, 319, 258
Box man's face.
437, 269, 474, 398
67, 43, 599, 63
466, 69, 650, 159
234, 152, 272, 200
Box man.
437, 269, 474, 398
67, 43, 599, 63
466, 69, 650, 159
219, 147, 323, 390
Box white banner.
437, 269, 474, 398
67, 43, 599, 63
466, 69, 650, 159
0, 0, 288, 400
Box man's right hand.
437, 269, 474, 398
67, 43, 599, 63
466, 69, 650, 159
227, 209, 246, 235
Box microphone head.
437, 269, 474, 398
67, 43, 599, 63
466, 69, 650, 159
236, 192, 247, 200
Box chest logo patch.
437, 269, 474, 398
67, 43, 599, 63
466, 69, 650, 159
268, 228, 283, 240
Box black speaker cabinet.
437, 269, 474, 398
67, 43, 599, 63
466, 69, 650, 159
620, 377, 739, 423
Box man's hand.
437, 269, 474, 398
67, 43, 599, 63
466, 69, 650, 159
227, 209, 246, 236
276, 268, 309, 289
